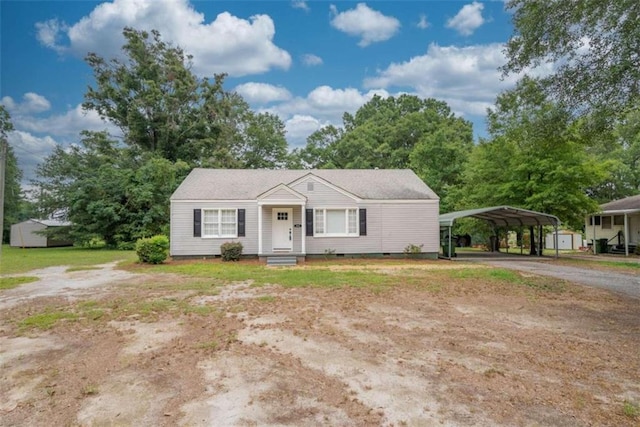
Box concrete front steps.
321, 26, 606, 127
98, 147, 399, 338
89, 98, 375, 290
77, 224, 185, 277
266, 256, 298, 266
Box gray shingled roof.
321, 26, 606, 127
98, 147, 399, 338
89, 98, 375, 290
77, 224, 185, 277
171, 169, 438, 200
600, 194, 640, 212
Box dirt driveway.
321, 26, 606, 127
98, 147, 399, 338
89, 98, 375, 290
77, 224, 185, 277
1, 260, 639, 426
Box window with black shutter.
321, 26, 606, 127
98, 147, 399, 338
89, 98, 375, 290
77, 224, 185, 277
359, 208, 367, 236
193, 209, 201, 237
305, 208, 313, 236
237, 209, 246, 236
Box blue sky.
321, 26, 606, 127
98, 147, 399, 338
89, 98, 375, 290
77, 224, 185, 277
1, 0, 534, 184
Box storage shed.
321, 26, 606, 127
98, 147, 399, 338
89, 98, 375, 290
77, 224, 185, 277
10, 219, 73, 248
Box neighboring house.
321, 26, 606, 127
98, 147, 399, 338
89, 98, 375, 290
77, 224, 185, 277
585, 194, 640, 255
170, 169, 440, 260
10, 219, 73, 248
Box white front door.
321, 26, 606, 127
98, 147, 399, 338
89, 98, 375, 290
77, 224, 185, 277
272, 208, 293, 251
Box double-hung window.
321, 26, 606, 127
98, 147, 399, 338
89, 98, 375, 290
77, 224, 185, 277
202, 209, 237, 238
314, 208, 358, 236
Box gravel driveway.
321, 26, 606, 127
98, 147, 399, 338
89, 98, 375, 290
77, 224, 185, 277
486, 260, 640, 299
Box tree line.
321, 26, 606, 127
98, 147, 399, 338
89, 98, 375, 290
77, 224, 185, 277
2, 0, 638, 246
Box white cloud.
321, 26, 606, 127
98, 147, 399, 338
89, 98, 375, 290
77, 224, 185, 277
446, 1, 485, 36
261, 85, 390, 147
364, 43, 525, 116
234, 83, 292, 104
2, 93, 51, 114
14, 104, 115, 137
35, 19, 68, 54
417, 14, 430, 29
301, 54, 323, 67
8, 131, 59, 184
291, 1, 310, 12
330, 3, 400, 47
35, 0, 291, 77
284, 115, 331, 146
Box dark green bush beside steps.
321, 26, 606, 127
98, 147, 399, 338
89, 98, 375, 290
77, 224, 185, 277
221, 242, 243, 261
136, 235, 170, 264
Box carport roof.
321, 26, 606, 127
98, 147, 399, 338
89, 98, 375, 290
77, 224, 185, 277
439, 206, 560, 228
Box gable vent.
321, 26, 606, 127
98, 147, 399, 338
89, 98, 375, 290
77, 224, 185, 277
307, 182, 314, 191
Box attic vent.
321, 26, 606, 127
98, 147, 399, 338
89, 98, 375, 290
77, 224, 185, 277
307, 182, 314, 191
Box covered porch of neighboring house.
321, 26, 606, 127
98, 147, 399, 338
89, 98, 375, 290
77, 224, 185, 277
439, 206, 561, 260
257, 184, 308, 265
586, 209, 640, 256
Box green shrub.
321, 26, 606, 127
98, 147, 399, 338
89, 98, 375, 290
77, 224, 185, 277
403, 243, 423, 254
116, 241, 135, 251
135, 235, 170, 264
221, 241, 243, 262
83, 236, 107, 249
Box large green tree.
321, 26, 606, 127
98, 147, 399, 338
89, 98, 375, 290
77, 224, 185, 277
1, 106, 25, 244
503, 0, 639, 125
35, 131, 190, 246
83, 27, 289, 168
35, 28, 291, 246
293, 95, 473, 211
459, 78, 605, 230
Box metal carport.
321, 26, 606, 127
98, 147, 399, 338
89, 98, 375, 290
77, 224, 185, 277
439, 206, 561, 259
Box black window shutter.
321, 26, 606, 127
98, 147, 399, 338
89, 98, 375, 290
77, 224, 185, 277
193, 209, 201, 237
359, 208, 367, 236
237, 209, 246, 237
305, 209, 314, 236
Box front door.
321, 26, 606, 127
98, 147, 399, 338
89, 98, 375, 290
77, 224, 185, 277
272, 208, 293, 251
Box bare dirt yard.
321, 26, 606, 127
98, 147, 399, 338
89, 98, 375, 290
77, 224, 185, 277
1, 259, 639, 426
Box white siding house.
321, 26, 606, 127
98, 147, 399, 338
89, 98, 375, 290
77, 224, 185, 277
170, 169, 440, 259
585, 194, 640, 255
10, 219, 73, 248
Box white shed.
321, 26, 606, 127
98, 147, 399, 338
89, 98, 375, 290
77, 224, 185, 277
545, 231, 583, 250
10, 219, 73, 248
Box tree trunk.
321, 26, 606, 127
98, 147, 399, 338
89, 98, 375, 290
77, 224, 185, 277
529, 226, 537, 255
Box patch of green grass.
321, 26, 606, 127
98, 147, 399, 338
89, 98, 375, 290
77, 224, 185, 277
559, 257, 640, 270
195, 340, 219, 350
66, 266, 102, 273
257, 295, 276, 302
149, 262, 395, 289
623, 400, 640, 419
19, 310, 78, 331
1, 245, 137, 275
0, 276, 39, 290
81, 384, 99, 396
444, 267, 566, 293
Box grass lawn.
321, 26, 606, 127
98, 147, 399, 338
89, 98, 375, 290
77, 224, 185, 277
0, 245, 137, 275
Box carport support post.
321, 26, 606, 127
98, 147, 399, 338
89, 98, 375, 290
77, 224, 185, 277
593, 218, 597, 254
448, 226, 452, 259
554, 223, 559, 259
624, 214, 629, 256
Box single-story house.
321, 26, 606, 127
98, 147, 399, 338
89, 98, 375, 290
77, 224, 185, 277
170, 169, 440, 261
585, 194, 640, 255
10, 219, 73, 248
